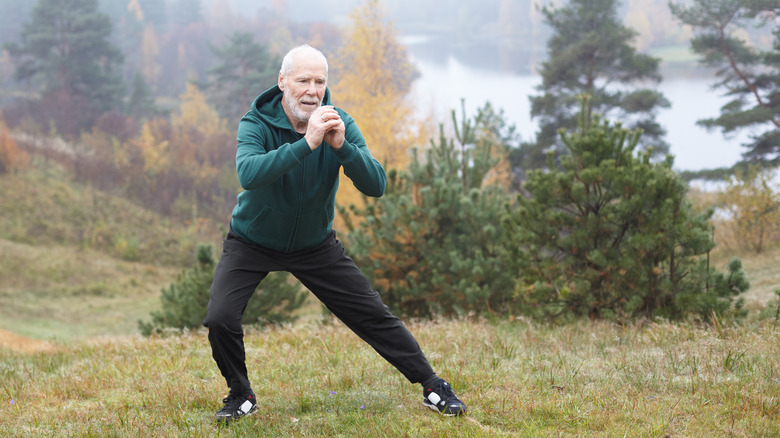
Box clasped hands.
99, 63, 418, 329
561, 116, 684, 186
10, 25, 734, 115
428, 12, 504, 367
305, 105, 345, 151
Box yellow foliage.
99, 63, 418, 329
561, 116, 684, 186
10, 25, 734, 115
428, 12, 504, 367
330, 2, 424, 168
134, 121, 169, 175
717, 166, 780, 253
172, 83, 226, 135
127, 0, 143, 21
483, 154, 513, 190
329, 1, 430, 227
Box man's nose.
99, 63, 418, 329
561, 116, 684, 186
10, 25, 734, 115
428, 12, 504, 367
305, 82, 317, 94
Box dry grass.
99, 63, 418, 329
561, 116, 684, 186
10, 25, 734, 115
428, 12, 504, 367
1, 318, 778, 437
2, 156, 779, 436
0, 239, 176, 341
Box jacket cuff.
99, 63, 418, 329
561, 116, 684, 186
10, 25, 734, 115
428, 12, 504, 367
331, 141, 358, 163
291, 138, 313, 161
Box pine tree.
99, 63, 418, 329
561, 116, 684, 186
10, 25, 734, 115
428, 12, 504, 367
139, 244, 307, 335
127, 72, 158, 120
504, 96, 748, 322
670, 0, 780, 164
516, 0, 669, 175
340, 104, 515, 318
202, 32, 280, 122
4, 0, 124, 135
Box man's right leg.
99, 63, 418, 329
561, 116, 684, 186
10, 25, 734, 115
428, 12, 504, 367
202, 231, 269, 408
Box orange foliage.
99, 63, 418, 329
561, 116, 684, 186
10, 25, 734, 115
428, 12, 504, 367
0, 117, 29, 173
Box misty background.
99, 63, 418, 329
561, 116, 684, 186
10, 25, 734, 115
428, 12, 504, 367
0, 0, 767, 171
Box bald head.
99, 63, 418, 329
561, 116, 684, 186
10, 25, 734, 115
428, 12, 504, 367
280, 45, 329, 78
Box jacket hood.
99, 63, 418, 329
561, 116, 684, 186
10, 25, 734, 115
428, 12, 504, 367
250, 85, 333, 129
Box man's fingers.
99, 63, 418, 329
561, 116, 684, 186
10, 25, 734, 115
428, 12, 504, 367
317, 106, 340, 124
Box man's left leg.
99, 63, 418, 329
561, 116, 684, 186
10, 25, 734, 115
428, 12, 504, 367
289, 232, 466, 415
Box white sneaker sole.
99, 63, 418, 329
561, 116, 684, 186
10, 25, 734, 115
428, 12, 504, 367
423, 401, 463, 416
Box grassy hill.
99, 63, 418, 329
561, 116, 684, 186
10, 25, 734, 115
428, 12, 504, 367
0, 161, 778, 436
0, 161, 226, 342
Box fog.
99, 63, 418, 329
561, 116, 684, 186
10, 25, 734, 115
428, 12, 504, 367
1, 0, 766, 172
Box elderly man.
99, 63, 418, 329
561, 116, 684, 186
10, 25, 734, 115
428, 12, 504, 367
202, 44, 467, 422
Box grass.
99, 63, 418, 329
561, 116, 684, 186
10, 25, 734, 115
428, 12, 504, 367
1, 319, 778, 437
0, 238, 176, 341
712, 243, 780, 311
0, 160, 226, 267
0, 162, 222, 342
1, 159, 779, 436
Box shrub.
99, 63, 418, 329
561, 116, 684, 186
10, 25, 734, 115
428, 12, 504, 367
0, 116, 29, 173
341, 105, 516, 318
716, 166, 780, 254
502, 96, 749, 322
139, 244, 307, 335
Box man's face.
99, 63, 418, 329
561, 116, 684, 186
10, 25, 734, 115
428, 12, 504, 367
279, 54, 328, 123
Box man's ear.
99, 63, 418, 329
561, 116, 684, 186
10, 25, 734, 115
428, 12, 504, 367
278, 73, 285, 90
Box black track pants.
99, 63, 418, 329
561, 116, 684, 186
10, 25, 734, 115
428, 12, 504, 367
202, 229, 435, 395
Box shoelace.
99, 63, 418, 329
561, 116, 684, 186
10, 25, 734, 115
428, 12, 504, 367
221, 393, 247, 411
437, 383, 458, 402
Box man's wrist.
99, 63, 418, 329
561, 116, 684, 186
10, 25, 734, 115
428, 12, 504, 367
305, 136, 319, 151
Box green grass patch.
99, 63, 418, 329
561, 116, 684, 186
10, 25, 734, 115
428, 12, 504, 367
0, 319, 778, 436
0, 162, 226, 341
0, 239, 177, 342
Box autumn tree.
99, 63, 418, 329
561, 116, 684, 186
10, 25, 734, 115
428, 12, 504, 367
4, 0, 124, 135
330, 1, 423, 169
717, 165, 780, 253
169, 83, 236, 217
202, 32, 280, 122
114, 83, 235, 218
516, 0, 670, 175
670, 0, 780, 164
329, 1, 428, 226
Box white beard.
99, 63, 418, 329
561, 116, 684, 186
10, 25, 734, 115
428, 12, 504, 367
285, 92, 320, 123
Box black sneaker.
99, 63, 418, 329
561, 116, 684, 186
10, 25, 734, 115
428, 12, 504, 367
423, 379, 467, 416
214, 390, 257, 423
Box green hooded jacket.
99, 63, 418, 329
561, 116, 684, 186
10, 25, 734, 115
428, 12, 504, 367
229, 85, 386, 253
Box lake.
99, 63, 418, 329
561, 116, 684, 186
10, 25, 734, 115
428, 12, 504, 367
407, 52, 749, 172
